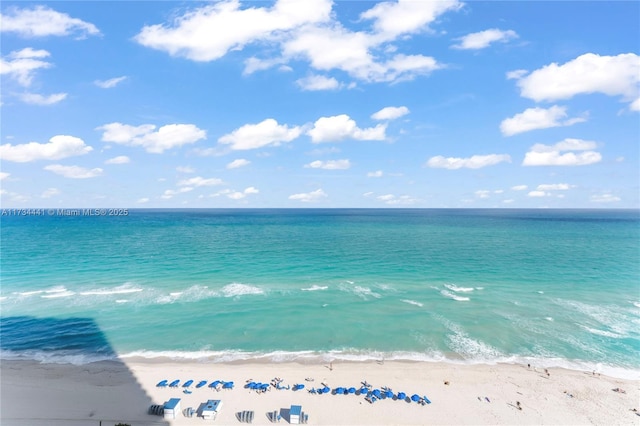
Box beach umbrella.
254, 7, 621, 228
411, 394, 421, 402
348, 387, 356, 394
385, 390, 394, 399
397, 392, 406, 400
372, 389, 381, 398
322, 386, 330, 394
359, 387, 369, 394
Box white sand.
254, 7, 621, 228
1, 359, 638, 425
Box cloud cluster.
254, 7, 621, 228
94, 76, 127, 89
522, 138, 601, 166
0, 48, 52, 87
304, 159, 351, 170
500, 105, 586, 136
288, 188, 327, 202
512, 53, 640, 108
426, 154, 511, 169
451, 28, 518, 50
308, 115, 386, 143
134, 0, 461, 85
0, 135, 92, 162
44, 164, 103, 179
371, 106, 410, 120
218, 119, 301, 150
98, 122, 206, 153
0, 5, 100, 38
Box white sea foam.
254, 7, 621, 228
351, 286, 381, 299
79, 283, 143, 296
556, 299, 636, 338
17, 290, 45, 296
444, 283, 474, 293
537, 291, 544, 294
475, 287, 484, 290
221, 283, 264, 297
633, 301, 640, 308
401, 299, 423, 307
545, 317, 554, 321
115, 299, 129, 303
580, 325, 623, 339
41, 287, 75, 299
301, 285, 328, 291
0, 296, 6, 301
440, 290, 469, 301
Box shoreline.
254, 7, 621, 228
1, 358, 638, 425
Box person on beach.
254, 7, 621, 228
516, 401, 522, 411
545, 368, 550, 377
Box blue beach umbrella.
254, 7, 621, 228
397, 392, 406, 400
348, 387, 356, 394
411, 394, 421, 402
372, 389, 382, 398
385, 390, 394, 399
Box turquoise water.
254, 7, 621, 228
1, 209, 639, 377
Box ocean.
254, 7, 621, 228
1, 209, 639, 378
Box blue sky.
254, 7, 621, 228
1, 0, 638, 208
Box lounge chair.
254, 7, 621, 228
169, 379, 180, 388
196, 380, 208, 388
183, 379, 194, 388
156, 380, 168, 387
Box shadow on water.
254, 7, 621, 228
0, 316, 169, 426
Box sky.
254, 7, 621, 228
1, 0, 638, 208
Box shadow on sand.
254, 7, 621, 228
0, 316, 169, 426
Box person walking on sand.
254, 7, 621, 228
516, 401, 522, 411
545, 368, 550, 377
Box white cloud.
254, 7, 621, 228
451, 28, 518, 50
98, 122, 206, 153
375, 193, 418, 205
536, 183, 573, 191
134, 0, 332, 62
506, 69, 527, 80
0, 135, 92, 162
590, 193, 621, 203
475, 190, 491, 199
41, 187, 60, 198
94, 76, 127, 89
161, 187, 194, 199
304, 159, 351, 170
0, 172, 9, 180
296, 75, 341, 91
511, 185, 528, 191
105, 155, 130, 165
44, 164, 103, 179
523, 138, 602, 166
0, 48, 52, 87
219, 118, 302, 150
288, 188, 327, 202
137, 197, 150, 204
134, 0, 453, 85
225, 186, 260, 200
227, 158, 251, 169
0, 5, 100, 38
631, 98, 640, 111
527, 190, 548, 198
426, 154, 511, 169
367, 170, 383, 177
361, 0, 461, 39
307, 114, 386, 143
371, 106, 409, 120
18, 92, 67, 105
513, 53, 640, 106
500, 105, 586, 136
176, 166, 195, 173
177, 176, 223, 187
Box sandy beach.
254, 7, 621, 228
1, 359, 638, 426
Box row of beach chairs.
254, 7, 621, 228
156, 379, 234, 390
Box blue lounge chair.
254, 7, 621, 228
196, 380, 208, 388
423, 395, 431, 404
169, 380, 180, 388
293, 384, 304, 391
156, 380, 168, 387
183, 380, 194, 388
